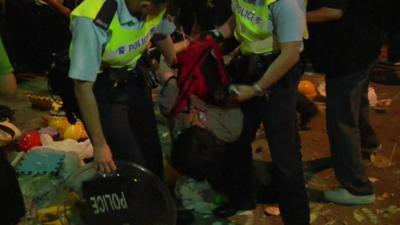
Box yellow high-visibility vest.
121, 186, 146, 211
70, 0, 165, 69
233, 0, 308, 55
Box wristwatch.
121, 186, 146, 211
252, 82, 267, 97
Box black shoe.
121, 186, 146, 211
212, 201, 256, 218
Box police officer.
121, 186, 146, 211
209, 0, 310, 224
68, 0, 176, 177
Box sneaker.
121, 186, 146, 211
324, 188, 375, 205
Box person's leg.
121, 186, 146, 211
212, 99, 261, 218
325, 69, 374, 200
359, 80, 381, 153
263, 66, 310, 225
128, 85, 164, 179
0, 73, 17, 97
93, 75, 147, 171
208, 53, 259, 217
297, 91, 319, 130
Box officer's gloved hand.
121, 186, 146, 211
199, 29, 224, 43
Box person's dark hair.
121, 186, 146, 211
171, 126, 224, 181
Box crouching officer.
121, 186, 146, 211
68, 0, 176, 177
208, 0, 310, 224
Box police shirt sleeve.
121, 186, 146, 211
153, 19, 176, 36
69, 17, 106, 82
271, 0, 306, 43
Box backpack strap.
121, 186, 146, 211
167, 47, 213, 118
93, 0, 118, 30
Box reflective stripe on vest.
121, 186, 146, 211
70, 0, 165, 69
232, 0, 279, 55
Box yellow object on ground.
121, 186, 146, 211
75, 121, 88, 139
62, 124, 82, 140
48, 115, 71, 133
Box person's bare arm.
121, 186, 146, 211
0, 73, 17, 97
74, 80, 116, 173
173, 40, 190, 53
257, 41, 302, 89
307, 7, 343, 23
235, 41, 302, 101
42, 0, 71, 17
155, 35, 177, 65
217, 16, 236, 39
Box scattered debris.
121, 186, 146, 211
361, 208, 380, 224
373, 99, 392, 113
310, 203, 326, 224
371, 154, 393, 168
377, 192, 391, 201
324, 219, 348, 225
368, 177, 379, 183
174, 178, 218, 214
377, 205, 400, 218
353, 207, 383, 224
353, 209, 365, 222
161, 132, 169, 138
388, 141, 399, 167
368, 87, 378, 107
310, 213, 318, 224
264, 206, 280, 216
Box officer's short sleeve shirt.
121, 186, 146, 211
270, 0, 307, 44
69, 0, 175, 82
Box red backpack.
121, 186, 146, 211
168, 37, 231, 117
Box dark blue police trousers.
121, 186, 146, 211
93, 71, 163, 178
227, 55, 310, 225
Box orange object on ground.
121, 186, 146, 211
298, 80, 317, 100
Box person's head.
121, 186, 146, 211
171, 126, 225, 181
125, 0, 168, 19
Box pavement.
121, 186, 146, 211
1, 70, 400, 225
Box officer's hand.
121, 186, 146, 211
94, 143, 117, 174
232, 84, 257, 102
199, 30, 224, 43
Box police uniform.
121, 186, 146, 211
68, 0, 175, 178
223, 0, 310, 224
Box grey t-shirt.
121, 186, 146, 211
159, 79, 243, 143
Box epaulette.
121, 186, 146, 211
93, 0, 118, 30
